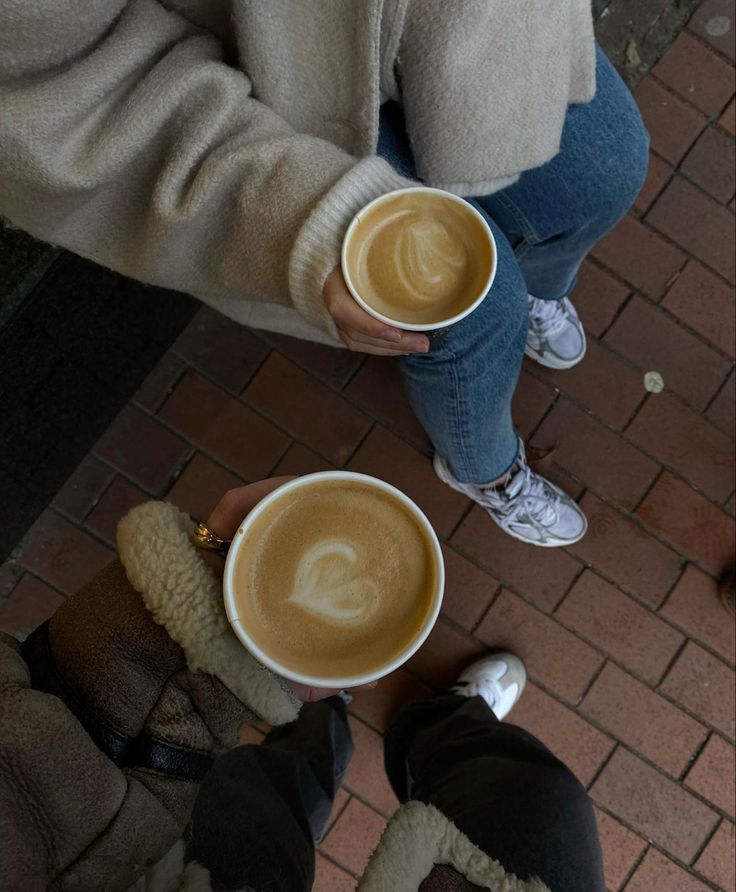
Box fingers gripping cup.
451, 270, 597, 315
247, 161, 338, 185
224, 472, 444, 689
341, 187, 497, 336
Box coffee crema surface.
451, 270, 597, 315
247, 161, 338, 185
232, 480, 437, 679
345, 192, 493, 325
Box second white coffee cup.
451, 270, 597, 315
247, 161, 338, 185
223, 471, 445, 689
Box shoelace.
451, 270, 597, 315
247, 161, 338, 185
478, 464, 557, 528
528, 295, 568, 338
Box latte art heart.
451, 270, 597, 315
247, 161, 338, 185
232, 479, 437, 679
286, 539, 379, 624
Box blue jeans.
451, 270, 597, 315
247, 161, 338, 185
379, 46, 649, 483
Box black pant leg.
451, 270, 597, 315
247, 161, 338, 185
186, 696, 353, 892
385, 694, 605, 892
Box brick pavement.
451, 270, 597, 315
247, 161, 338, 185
1, 7, 735, 891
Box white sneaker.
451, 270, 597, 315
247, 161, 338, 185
451, 653, 527, 720
526, 293, 586, 370
433, 440, 587, 547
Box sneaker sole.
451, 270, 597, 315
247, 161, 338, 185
433, 454, 588, 548
524, 338, 587, 370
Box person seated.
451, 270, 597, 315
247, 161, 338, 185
0, 2, 648, 549
0, 480, 604, 891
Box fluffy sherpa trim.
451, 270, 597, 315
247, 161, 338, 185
117, 501, 300, 727
358, 801, 551, 892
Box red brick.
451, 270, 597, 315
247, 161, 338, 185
266, 331, 363, 389
606, 296, 732, 409
636, 472, 736, 575
570, 492, 681, 607
681, 125, 736, 204
647, 176, 736, 283
133, 352, 185, 412
511, 370, 557, 439
662, 260, 736, 357
405, 616, 485, 690
349, 667, 431, 733
706, 369, 735, 437
688, 0, 736, 62
244, 353, 370, 465
344, 717, 398, 817
270, 441, 336, 476
635, 152, 674, 215
0, 574, 64, 638
721, 96, 736, 135
0, 562, 21, 600
476, 589, 603, 703
653, 31, 736, 116
52, 456, 114, 521
592, 215, 686, 298
440, 543, 499, 631
325, 788, 352, 836
95, 406, 190, 494
569, 261, 631, 339
662, 564, 736, 662
594, 807, 647, 892
165, 452, 244, 523
685, 733, 736, 815
625, 848, 713, 892
160, 371, 288, 479
582, 662, 706, 776
694, 819, 736, 889
321, 798, 387, 875
531, 399, 659, 510
557, 571, 684, 684
509, 683, 614, 786
531, 460, 586, 503
313, 853, 355, 892
452, 505, 582, 612
591, 748, 718, 862
634, 78, 707, 165
18, 510, 113, 595
345, 357, 431, 450
535, 339, 645, 429
173, 306, 269, 391
627, 393, 735, 502
661, 641, 736, 739
347, 426, 468, 539
85, 477, 148, 546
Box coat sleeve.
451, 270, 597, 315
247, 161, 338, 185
0, 0, 407, 337
0, 501, 301, 892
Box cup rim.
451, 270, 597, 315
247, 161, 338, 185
223, 471, 445, 688
341, 185, 498, 332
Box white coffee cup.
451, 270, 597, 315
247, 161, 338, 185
341, 186, 498, 333
223, 471, 445, 689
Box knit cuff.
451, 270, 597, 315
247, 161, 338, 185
288, 156, 413, 338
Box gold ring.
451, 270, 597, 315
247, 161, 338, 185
191, 521, 232, 558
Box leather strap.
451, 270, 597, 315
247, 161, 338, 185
22, 622, 213, 781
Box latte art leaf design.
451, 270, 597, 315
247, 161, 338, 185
395, 214, 468, 304
286, 540, 379, 624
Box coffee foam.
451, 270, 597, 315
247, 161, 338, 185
345, 192, 492, 325
232, 480, 436, 679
